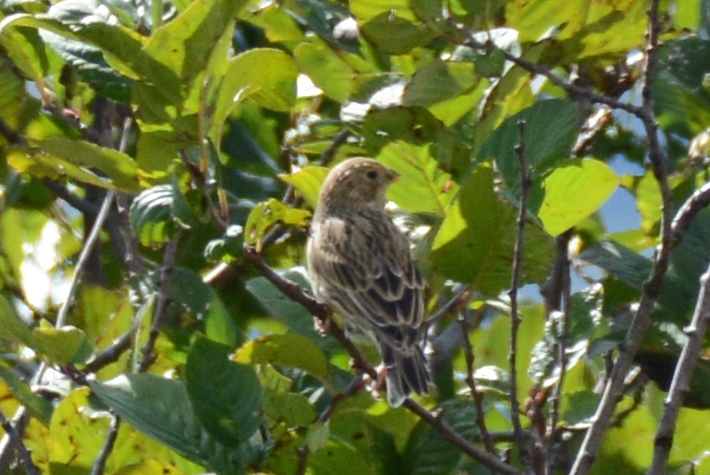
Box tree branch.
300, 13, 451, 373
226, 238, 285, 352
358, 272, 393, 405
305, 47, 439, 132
508, 119, 532, 470
0, 406, 38, 475
138, 231, 182, 373
570, 3, 672, 474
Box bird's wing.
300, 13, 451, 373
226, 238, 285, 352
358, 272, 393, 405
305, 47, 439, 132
310, 216, 425, 342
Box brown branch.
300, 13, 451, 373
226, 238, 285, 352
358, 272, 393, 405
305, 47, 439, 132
139, 231, 182, 373
545, 232, 572, 474
83, 327, 135, 374
649, 262, 710, 474
569, 2, 671, 474
403, 399, 524, 475
0, 406, 39, 475
461, 315, 496, 456
90, 415, 121, 475
508, 119, 532, 470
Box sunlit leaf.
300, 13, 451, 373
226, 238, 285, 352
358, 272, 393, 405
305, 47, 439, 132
432, 164, 554, 295
244, 198, 311, 250
234, 333, 330, 379
538, 158, 619, 236
280, 167, 329, 208
378, 141, 458, 216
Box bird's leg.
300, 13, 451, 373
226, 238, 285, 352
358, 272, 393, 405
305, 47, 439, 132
312, 302, 332, 336
358, 363, 387, 395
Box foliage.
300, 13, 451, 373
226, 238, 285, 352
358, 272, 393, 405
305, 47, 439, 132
0, 0, 710, 474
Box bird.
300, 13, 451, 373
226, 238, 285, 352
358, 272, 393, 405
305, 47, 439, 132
306, 157, 431, 407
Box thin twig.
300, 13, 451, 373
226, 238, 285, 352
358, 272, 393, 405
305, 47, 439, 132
423, 285, 471, 327
138, 231, 182, 373
546, 233, 572, 475
670, 181, 710, 243
90, 415, 121, 475
461, 314, 496, 457
508, 119, 531, 469
83, 327, 136, 374
56, 191, 115, 328
403, 399, 524, 475
319, 129, 351, 167
569, 2, 671, 474
649, 262, 710, 474
0, 406, 39, 475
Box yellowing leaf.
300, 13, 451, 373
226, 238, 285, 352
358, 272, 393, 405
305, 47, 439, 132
538, 159, 618, 236
233, 333, 330, 379
280, 167, 329, 208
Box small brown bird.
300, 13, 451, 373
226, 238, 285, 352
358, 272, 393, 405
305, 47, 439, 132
307, 157, 430, 406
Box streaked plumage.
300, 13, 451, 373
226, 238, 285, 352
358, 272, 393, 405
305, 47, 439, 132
306, 157, 430, 406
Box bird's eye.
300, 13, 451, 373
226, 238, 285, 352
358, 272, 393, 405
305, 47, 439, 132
366, 170, 379, 180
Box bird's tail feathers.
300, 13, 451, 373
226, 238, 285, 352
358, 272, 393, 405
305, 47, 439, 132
381, 343, 430, 407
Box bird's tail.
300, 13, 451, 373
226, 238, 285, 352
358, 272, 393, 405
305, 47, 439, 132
381, 343, 431, 407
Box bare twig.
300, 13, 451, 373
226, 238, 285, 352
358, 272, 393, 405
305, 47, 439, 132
90, 415, 121, 475
138, 231, 182, 373
461, 315, 496, 457
570, 2, 671, 474
83, 327, 136, 374
403, 399, 524, 475
0, 406, 38, 475
508, 119, 531, 470
649, 262, 710, 474
423, 285, 471, 327
319, 129, 351, 167
670, 181, 710, 243
546, 236, 572, 474
56, 191, 115, 328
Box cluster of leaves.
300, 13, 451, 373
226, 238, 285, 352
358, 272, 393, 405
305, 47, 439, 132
1, 0, 710, 474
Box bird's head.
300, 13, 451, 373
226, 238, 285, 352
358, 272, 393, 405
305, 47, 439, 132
318, 157, 400, 211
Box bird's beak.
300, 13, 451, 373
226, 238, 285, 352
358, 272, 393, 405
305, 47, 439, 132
388, 169, 401, 182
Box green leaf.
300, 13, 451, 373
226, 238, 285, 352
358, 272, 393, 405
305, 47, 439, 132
506, 0, 646, 59
32, 320, 87, 364
0, 293, 34, 343
432, 164, 554, 295
129, 184, 179, 247
538, 158, 618, 236
0, 364, 53, 424
280, 167, 329, 208
359, 12, 434, 55
245, 271, 336, 349
263, 392, 316, 427
29, 137, 139, 191
234, 333, 330, 379
91, 374, 244, 473
378, 141, 458, 216
49, 387, 111, 469
621, 171, 662, 234
244, 198, 311, 250
479, 99, 581, 206
186, 336, 262, 446
403, 59, 477, 107
350, 0, 417, 22
155, 0, 248, 80
579, 241, 651, 291
294, 42, 352, 102
169, 267, 241, 348
0, 22, 54, 93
